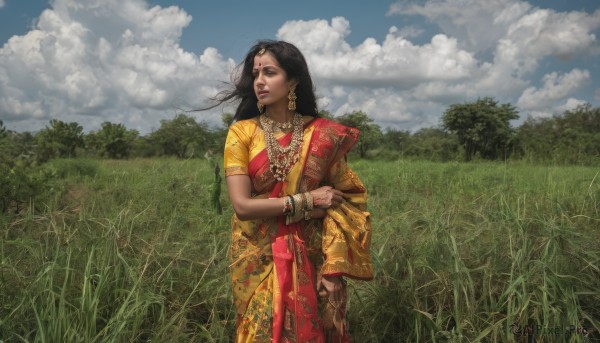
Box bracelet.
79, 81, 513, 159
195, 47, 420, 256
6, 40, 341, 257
289, 195, 296, 216
283, 196, 293, 214
304, 191, 314, 211
292, 193, 304, 214
300, 192, 307, 212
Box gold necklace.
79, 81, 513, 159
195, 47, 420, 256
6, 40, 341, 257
260, 113, 304, 182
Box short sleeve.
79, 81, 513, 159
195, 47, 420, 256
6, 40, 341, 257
224, 122, 250, 176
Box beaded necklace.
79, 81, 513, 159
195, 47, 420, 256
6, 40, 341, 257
259, 113, 304, 182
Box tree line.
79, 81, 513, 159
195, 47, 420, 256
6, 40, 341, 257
1, 98, 598, 214
1, 97, 599, 166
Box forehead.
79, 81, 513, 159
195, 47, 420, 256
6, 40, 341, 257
253, 52, 281, 68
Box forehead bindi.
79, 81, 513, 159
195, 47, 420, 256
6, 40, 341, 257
253, 53, 280, 69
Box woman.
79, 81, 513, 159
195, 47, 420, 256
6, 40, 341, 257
220, 40, 373, 342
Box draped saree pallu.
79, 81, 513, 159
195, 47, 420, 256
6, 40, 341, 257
224, 117, 373, 343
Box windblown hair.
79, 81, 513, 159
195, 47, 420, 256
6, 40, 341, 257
209, 40, 318, 122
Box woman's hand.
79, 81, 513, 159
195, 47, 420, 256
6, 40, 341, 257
311, 186, 344, 209
317, 275, 346, 303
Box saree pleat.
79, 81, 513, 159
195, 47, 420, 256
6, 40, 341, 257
225, 117, 373, 343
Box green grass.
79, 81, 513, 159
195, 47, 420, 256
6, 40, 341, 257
1, 158, 599, 342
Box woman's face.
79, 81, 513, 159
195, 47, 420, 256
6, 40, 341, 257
253, 52, 295, 111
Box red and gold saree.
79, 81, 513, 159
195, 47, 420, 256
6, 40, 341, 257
224, 116, 373, 343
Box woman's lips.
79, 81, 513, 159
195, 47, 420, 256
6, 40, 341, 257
257, 90, 269, 98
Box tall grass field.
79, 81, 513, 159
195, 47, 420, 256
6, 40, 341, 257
1, 158, 599, 342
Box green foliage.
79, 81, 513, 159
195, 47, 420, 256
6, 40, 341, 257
221, 113, 234, 128
1, 158, 599, 342
0, 126, 59, 214
0, 120, 6, 139
1, 158, 232, 342
347, 159, 600, 342
442, 97, 519, 161
35, 119, 84, 162
45, 158, 99, 179
336, 111, 383, 158
0, 162, 56, 214
318, 109, 335, 120
86, 122, 139, 159
515, 103, 600, 165
408, 128, 459, 161
150, 114, 210, 158
376, 128, 460, 161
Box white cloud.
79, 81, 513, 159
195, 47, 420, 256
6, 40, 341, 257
1, 0, 598, 133
505, 8, 600, 61
387, 0, 600, 66
517, 69, 590, 110
524, 97, 588, 119
0, 0, 5, 9
388, 0, 533, 54
273, 7, 599, 128
0, 0, 235, 133
278, 18, 477, 88
395, 25, 424, 39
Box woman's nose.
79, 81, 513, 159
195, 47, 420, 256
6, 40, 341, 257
255, 73, 265, 86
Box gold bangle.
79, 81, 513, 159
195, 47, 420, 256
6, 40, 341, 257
292, 193, 304, 213
283, 196, 293, 214
304, 191, 314, 211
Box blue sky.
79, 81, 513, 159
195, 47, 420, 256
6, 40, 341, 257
1, 0, 599, 133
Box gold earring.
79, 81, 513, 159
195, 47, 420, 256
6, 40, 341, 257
257, 101, 264, 113
288, 85, 297, 111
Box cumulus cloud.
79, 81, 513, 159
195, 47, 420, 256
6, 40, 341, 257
276, 17, 483, 128
278, 18, 477, 88
1, 0, 598, 133
0, 0, 235, 132
0, 0, 5, 8
273, 6, 599, 128
517, 69, 590, 110
388, 0, 533, 54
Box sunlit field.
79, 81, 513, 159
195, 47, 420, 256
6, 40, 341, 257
1, 158, 599, 342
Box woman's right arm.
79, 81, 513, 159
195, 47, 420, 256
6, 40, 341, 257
226, 175, 344, 221
226, 174, 286, 221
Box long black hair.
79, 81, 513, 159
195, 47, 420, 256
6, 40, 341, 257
209, 40, 318, 122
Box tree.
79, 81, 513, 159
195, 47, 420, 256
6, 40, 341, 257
336, 111, 383, 158
35, 119, 84, 161
221, 113, 234, 128
150, 114, 209, 158
406, 128, 459, 161
383, 128, 411, 152
442, 97, 518, 161
515, 103, 600, 164
0, 120, 6, 140
86, 122, 138, 159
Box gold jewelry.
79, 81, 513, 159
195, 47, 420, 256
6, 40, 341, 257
259, 113, 303, 182
258, 47, 266, 55
264, 114, 293, 131
283, 196, 293, 214
257, 101, 264, 114
304, 192, 313, 221
292, 193, 304, 212
288, 85, 297, 111
304, 192, 314, 211
286, 193, 305, 224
